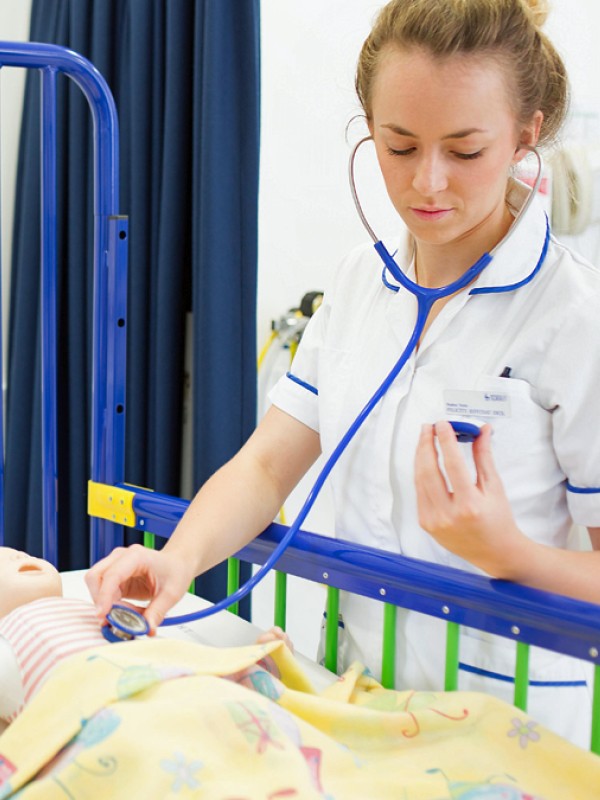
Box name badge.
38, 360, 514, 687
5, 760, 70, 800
444, 389, 511, 420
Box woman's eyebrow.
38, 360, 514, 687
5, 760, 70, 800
381, 123, 488, 139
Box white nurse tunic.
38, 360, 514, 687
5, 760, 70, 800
269, 179, 600, 747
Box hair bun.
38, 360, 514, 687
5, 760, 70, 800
523, 0, 550, 28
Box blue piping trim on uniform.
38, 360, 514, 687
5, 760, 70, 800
469, 215, 551, 296
286, 371, 318, 396
459, 662, 587, 688
566, 482, 600, 494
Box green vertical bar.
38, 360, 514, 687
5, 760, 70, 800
592, 664, 600, 755
444, 621, 460, 691
324, 586, 339, 674
381, 603, 397, 689
274, 570, 287, 630
227, 557, 240, 615
513, 641, 530, 711
143, 531, 155, 549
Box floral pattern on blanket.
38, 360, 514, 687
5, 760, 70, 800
0, 638, 597, 799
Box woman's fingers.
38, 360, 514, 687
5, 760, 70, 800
433, 420, 475, 495
86, 545, 192, 633
86, 544, 157, 621
143, 582, 186, 632
471, 424, 499, 489
415, 424, 444, 493
414, 424, 453, 528
85, 546, 128, 600
415, 421, 488, 534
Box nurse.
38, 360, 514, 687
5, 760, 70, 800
87, 0, 600, 745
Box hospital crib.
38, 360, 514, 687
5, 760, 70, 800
2, 41, 600, 756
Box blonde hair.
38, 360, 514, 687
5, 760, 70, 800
356, 0, 569, 147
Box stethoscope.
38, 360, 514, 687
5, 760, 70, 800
103, 138, 545, 643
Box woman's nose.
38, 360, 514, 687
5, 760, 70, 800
412, 153, 448, 195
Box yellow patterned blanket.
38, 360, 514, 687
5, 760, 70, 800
0, 637, 598, 798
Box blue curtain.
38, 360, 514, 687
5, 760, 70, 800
5, 0, 259, 614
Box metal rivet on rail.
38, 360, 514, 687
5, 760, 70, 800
511, 625, 520, 636
442, 605, 450, 615
379, 588, 386, 596
590, 647, 599, 658
323, 572, 329, 580
139, 519, 145, 527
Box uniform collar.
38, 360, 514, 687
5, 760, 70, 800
380, 178, 550, 296
467, 178, 550, 295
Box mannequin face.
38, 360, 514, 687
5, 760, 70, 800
0, 548, 62, 617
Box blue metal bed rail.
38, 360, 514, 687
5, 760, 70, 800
88, 480, 600, 751
89, 481, 600, 667
0, 41, 127, 563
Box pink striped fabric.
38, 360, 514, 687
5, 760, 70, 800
0, 596, 106, 719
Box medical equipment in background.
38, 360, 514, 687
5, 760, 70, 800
104, 136, 546, 642
258, 290, 323, 369
550, 145, 594, 235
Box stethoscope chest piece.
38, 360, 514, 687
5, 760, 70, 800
102, 604, 150, 643
448, 420, 483, 443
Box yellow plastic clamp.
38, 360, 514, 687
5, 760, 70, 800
88, 480, 136, 527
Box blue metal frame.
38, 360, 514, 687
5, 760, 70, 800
0, 42, 125, 564
117, 484, 600, 668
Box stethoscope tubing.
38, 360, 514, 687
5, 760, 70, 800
108, 138, 544, 638
162, 312, 427, 625
349, 135, 544, 292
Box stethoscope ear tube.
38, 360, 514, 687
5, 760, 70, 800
102, 139, 543, 642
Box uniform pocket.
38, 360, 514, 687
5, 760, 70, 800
474, 374, 556, 477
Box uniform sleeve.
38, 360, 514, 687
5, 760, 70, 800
267, 300, 328, 433
267, 240, 379, 434
539, 290, 600, 526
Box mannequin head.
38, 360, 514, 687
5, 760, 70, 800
0, 548, 62, 617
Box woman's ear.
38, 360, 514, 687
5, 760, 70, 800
513, 110, 544, 164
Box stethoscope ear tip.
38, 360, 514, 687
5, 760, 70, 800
102, 604, 150, 643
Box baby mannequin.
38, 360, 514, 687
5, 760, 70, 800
0, 547, 292, 726
0, 547, 107, 724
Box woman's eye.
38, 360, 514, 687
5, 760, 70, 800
454, 150, 484, 160
386, 146, 416, 157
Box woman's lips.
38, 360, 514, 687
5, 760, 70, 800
410, 207, 453, 221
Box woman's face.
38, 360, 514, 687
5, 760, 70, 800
0, 547, 62, 617
368, 47, 541, 255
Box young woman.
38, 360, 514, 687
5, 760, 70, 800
86, 0, 600, 746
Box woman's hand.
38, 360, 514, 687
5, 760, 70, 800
414, 420, 528, 578
85, 544, 194, 633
